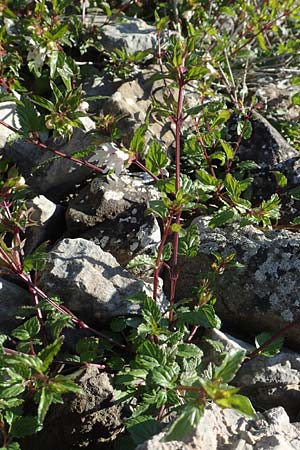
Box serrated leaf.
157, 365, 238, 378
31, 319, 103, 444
23, 243, 47, 272
10, 416, 41, 438
272, 171, 287, 188
214, 349, 245, 383
145, 141, 168, 175
209, 209, 236, 229
152, 366, 177, 388
0, 383, 25, 399
177, 343, 203, 359
220, 140, 234, 160
48, 376, 83, 395
16, 96, 45, 135
38, 337, 64, 372
178, 224, 199, 257
163, 405, 203, 442
255, 332, 284, 357
130, 124, 148, 153
12, 316, 41, 341
38, 387, 53, 424
216, 394, 256, 417
127, 254, 155, 270
211, 110, 231, 128
242, 120, 252, 139
127, 416, 162, 445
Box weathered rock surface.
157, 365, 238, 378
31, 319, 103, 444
0, 101, 20, 149
206, 329, 300, 421
0, 278, 31, 334
25, 195, 66, 253
237, 111, 298, 168
4, 129, 108, 201
81, 203, 160, 267
173, 217, 300, 347
38, 238, 153, 325
66, 172, 159, 233
85, 15, 157, 54
25, 366, 123, 450
136, 404, 300, 450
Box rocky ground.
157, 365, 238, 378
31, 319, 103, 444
1, 9, 300, 450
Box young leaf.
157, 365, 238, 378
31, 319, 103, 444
209, 209, 236, 229
214, 349, 245, 383
38, 387, 53, 424
272, 171, 287, 188
216, 394, 256, 417
38, 336, 64, 372
130, 124, 148, 154
127, 416, 162, 445
10, 416, 41, 438
152, 366, 177, 389
163, 405, 203, 442
145, 141, 168, 175
12, 317, 41, 341
255, 332, 284, 357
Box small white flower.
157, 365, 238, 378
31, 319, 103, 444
27, 46, 47, 71
99, 143, 130, 176
77, 101, 89, 113
4, 18, 15, 35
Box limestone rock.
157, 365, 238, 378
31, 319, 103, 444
136, 404, 300, 450
0, 278, 31, 334
66, 173, 160, 235
206, 329, 300, 421
84, 15, 157, 54
0, 102, 20, 149
173, 217, 300, 347
25, 195, 66, 253
38, 238, 154, 326
81, 202, 161, 267
26, 366, 123, 450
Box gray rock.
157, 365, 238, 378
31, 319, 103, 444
26, 366, 123, 450
173, 217, 300, 347
85, 15, 157, 54
66, 173, 160, 235
25, 195, 66, 254
237, 111, 298, 168
38, 238, 154, 325
206, 329, 300, 421
81, 202, 161, 267
136, 404, 300, 450
5, 129, 108, 200
0, 101, 20, 149
0, 278, 31, 333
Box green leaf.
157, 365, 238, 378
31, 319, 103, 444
146, 200, 169, 219
38, 387, 53, 424
211, 110, 231, 129
292, 93, 300, 106
38, 336, 64, 372
23, 243, 47, 272
242, 120, 252, 139
31, 95, 55, 112
290, 187, 300, 200
272, 171, 287, 188
16, 96, 45, 135
255, 332, 284, 357
10, 415, 41, 438
209, 209, 236, 229
220, 140, 234, 160
48, 376, 83, 395
145, 141, 168, 175
127, 416, 162, 445
0, 443, 21, 450
0, 383, 25, 399
12, 317, 40, 341
216, 394, 256, 417
126, 254, 155, 270
177, 343, 203, 359
130, 124, 148, 153
152, 366, 178, 388
178, 224, 200, 257
163, 405, 203, 442
214, 349, 245, 383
